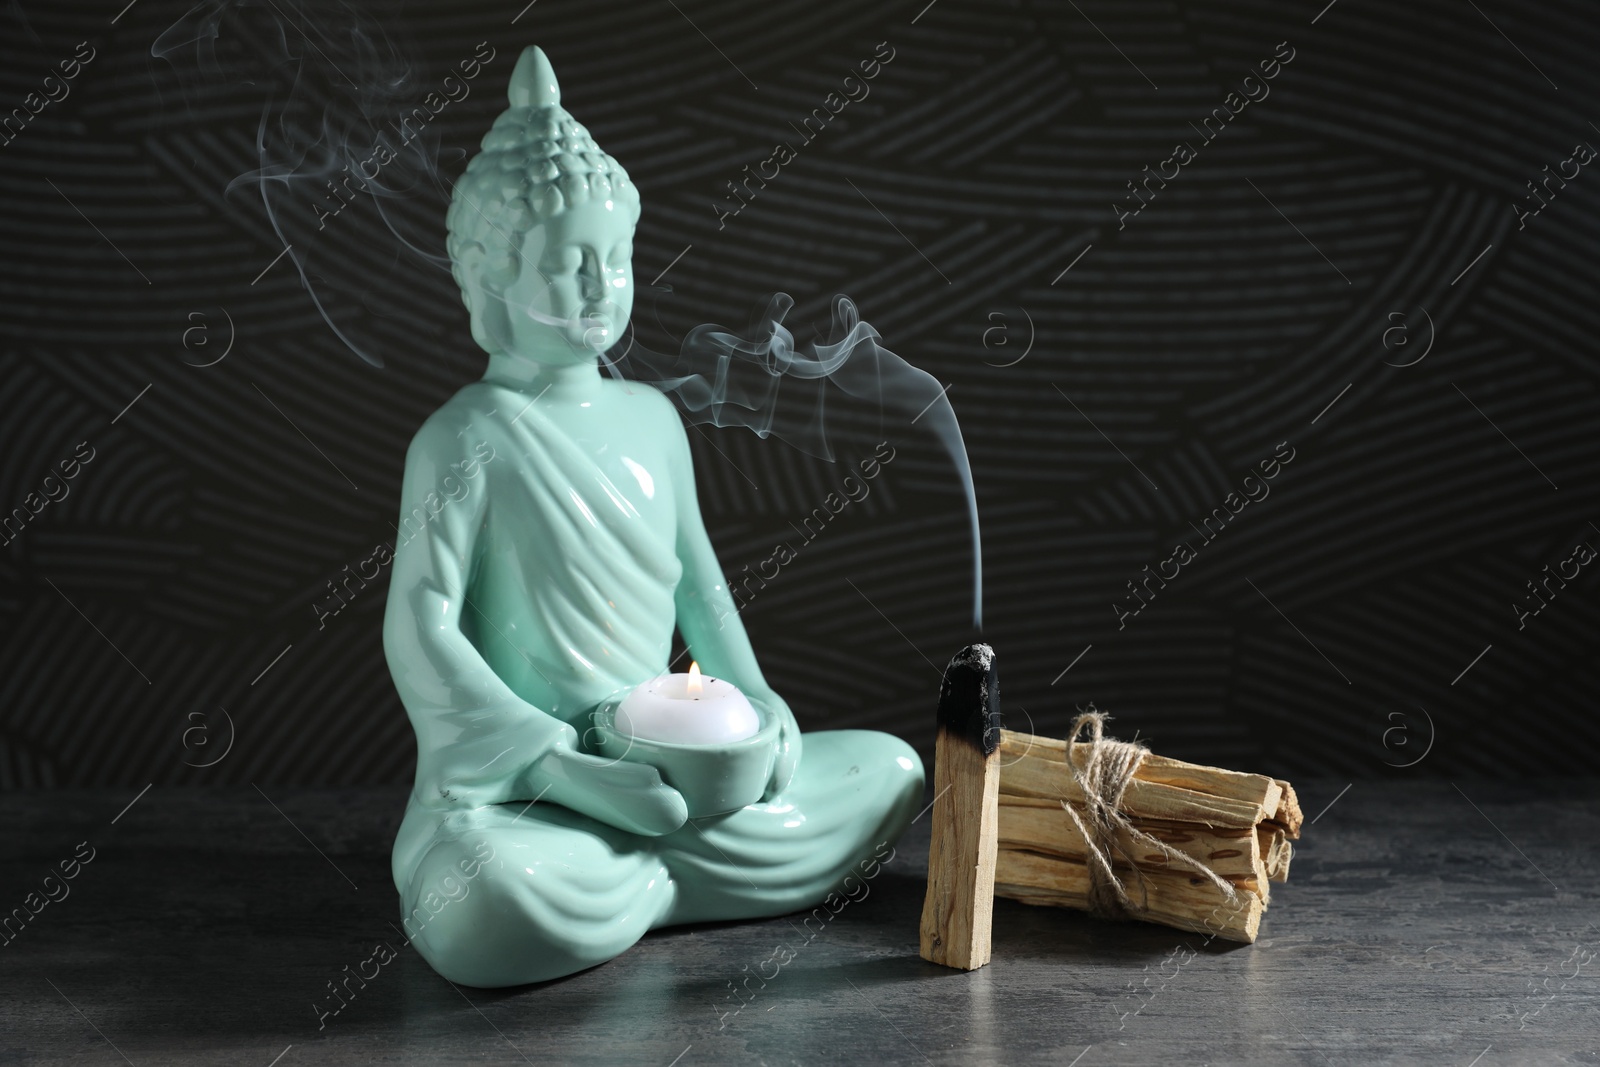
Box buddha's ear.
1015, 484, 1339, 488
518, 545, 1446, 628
464, 267, 511, 357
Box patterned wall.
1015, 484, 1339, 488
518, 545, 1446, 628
2, 0, 1597, 788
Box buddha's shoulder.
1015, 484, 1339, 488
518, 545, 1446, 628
407, 383, 502, 452
600, 377, 679, 419
409, 379, 682, 447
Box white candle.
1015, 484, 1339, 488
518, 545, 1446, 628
615, 662, 760, 746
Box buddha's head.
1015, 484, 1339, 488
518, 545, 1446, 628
447, 47, 640, 368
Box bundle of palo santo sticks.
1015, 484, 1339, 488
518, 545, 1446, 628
992, 727, 1301, 944
919, 644, 1301, 971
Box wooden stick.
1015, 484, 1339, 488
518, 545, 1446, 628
1000, 748, 1272, 828
1268, 779, 1303, 839
997, 794, 1269, 898
994, 846, 1263, 943
998, 729, 1282, 824
919, 644, 1003, 971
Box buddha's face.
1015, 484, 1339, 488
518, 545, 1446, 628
492, 195, 636, 366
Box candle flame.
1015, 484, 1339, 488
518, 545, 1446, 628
687, 660, 702, 696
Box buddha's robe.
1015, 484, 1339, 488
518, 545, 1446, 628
383, 379, 924, 988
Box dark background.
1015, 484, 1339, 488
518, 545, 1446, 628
2, 0, 1597, 790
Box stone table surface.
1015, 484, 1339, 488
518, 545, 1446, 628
0, 780, 1596, 1066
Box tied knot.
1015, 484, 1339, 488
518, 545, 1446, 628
1059, 708, 1239, 921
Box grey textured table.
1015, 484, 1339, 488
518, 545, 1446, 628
1, 781, 1596, 1066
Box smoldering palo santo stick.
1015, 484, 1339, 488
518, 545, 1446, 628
918, 643, 1003, 971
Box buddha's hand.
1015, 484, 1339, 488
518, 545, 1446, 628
752, 690, 801, 800
526, 738, 688, 837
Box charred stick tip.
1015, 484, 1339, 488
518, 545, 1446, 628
937, 642, 1001, 756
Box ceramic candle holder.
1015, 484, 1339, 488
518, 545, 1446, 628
382, 43, 926, 989
591, 698, 780, 818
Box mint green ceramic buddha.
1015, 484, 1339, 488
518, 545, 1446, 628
383, 46, 924, 988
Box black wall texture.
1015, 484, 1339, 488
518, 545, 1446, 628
2, 0, 1597, 789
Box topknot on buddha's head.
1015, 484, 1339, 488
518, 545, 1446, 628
446, 46, 640, 298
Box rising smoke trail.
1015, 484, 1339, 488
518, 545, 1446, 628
153, 3, 984, 626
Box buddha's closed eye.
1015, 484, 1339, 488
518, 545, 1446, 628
548, 246, 583, 274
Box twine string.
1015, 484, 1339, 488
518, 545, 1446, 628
1057, 709, 1240, 920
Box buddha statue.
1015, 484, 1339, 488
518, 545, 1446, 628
382, 46, 925, 988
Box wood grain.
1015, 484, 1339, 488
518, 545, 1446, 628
1000, 748, 1271, 828
1268, 780, 1304, 839
919, 726, 1002, 970
999, 730, 1281, 826
998, 795, 1269, 899
994, 846, 1263, 943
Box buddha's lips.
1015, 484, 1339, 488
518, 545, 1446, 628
519, 305, 612, 333
578, 312, 615, 337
